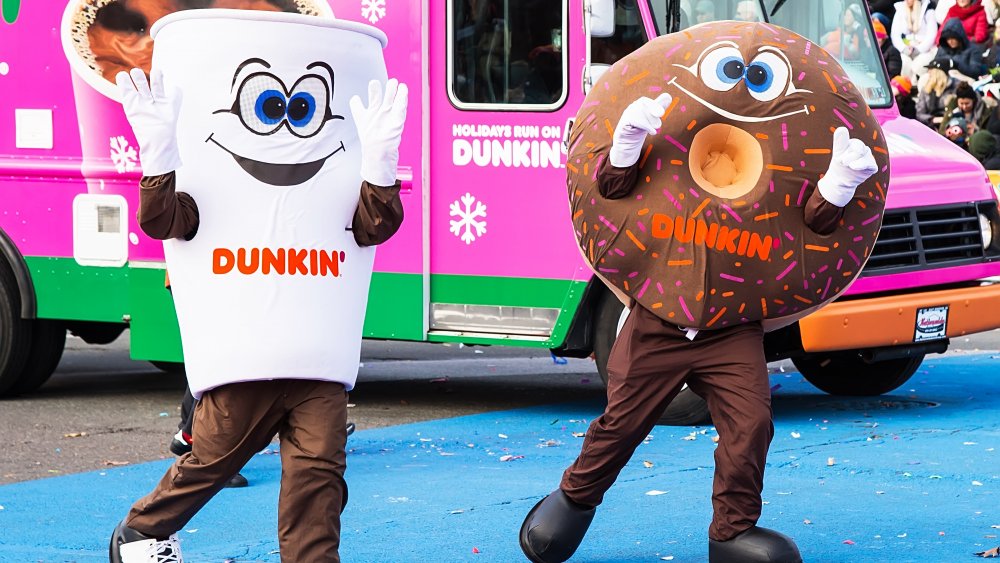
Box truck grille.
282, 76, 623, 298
862, 204, 985, 276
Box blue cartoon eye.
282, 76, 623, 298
235, 74, 287, 135
285, 76, 332, 137
745, 51, 790, 102
699, 45, 745, 92
255, 90, 287, 125
287, 92, 316, 128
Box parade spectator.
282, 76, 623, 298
893, 75, 918, 118
939, 80, 998, 134
875, 18, 904, 76
985, 0, 1000, 25
891, 0, 939, 80
824, 3, 869, 60
969, 129, 1000, 167
916, 65, 960, 125
931, 17, 988, 81
936, 0, 990, 45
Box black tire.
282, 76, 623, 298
591, 291, 712, 426
792, 353, 924, 396
6, 320, 66, 395
0, 260, 32, 396
150, 361, 185, 375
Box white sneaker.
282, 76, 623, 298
118, 534, 184, 563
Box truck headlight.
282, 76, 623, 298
981, 213, 994, 250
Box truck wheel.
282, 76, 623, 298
592, 291, 712, 426
6, 320, 66, 395
792, 353, 924, 396
0, 261, 32, 396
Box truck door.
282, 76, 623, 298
328, 0, 427, 341
426, 0, 591, 344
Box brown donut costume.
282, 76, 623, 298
519, 22, 885, 563
568, 21, 889, 329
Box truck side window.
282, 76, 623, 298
591, 0, 649, 65
450, 0, 567, 108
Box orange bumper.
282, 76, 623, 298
798, 283, 1000, 353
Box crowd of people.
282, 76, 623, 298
876, 0, 1000, 169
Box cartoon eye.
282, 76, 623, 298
699, 46, 745, 92
285, 75, 333, 138
255, 90, 286, 125
236, 73, 287, 135
745, 52, 790, 102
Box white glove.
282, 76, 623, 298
349, 78, 408, 187
816, 127, 878, 207
115, 68, 182, 177
609, 93, 672, 168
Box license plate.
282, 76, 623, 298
914, 306, 948, 341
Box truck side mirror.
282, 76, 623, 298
589, 0, 615, 38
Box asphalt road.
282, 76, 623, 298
1, 329, 998, 484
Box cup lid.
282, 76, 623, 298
150, 8, 387, 48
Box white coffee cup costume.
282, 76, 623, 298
141, 11, 396, 398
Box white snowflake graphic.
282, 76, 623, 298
361, 0, 386, 23
110, 136, 138, 173
449, 192, 487, 245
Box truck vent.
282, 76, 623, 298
863, 204, 985, 276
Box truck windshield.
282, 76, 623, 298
647, 0, 892, 108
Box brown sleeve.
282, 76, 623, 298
803, 186, 847, 236
138, 172, 200, 241
597, 156, 640, 200
352, 180, 404, 247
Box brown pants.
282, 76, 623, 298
126, 379, 349, 562
561, 306, 772, 541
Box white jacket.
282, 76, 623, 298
893, 0, 938, 55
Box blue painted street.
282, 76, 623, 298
1, 353, 997, 562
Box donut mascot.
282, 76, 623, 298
520, 21, 887, 563
107, 10, 407, 563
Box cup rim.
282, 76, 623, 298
151, 8, 387, 47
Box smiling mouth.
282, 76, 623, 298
206, 134, 346, 186
667, 78, 810, 123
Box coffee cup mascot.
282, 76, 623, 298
520, 21, 887, 563
108, 10, 407, 563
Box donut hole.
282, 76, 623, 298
689, 123, 763, 200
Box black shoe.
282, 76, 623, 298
225, 473, 249, 488
709, 526, 802, 563
346, 422, 356, 436
109, 519, 184, 562
168, 430, 191, 457
519, 489, 596, 563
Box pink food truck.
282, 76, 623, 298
2, 0, 1000, 424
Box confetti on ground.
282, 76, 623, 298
660, 556, 675, 561
472, 547, 480, 554
645, 490, 668, 496
803, 519, 812, 525
827, 457, 836, 466
449, 510, 464, 514
537, 440, 561, 448
790, 432, 802, 439
498, 434, 508, 439
643, 461, 654, 468
843, 540, 855, 545
973, 481, 984, 486
63, 432, 87, 438
499, 455, 524, 462
103, 460, 128, 467
572, 432, 586, 438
